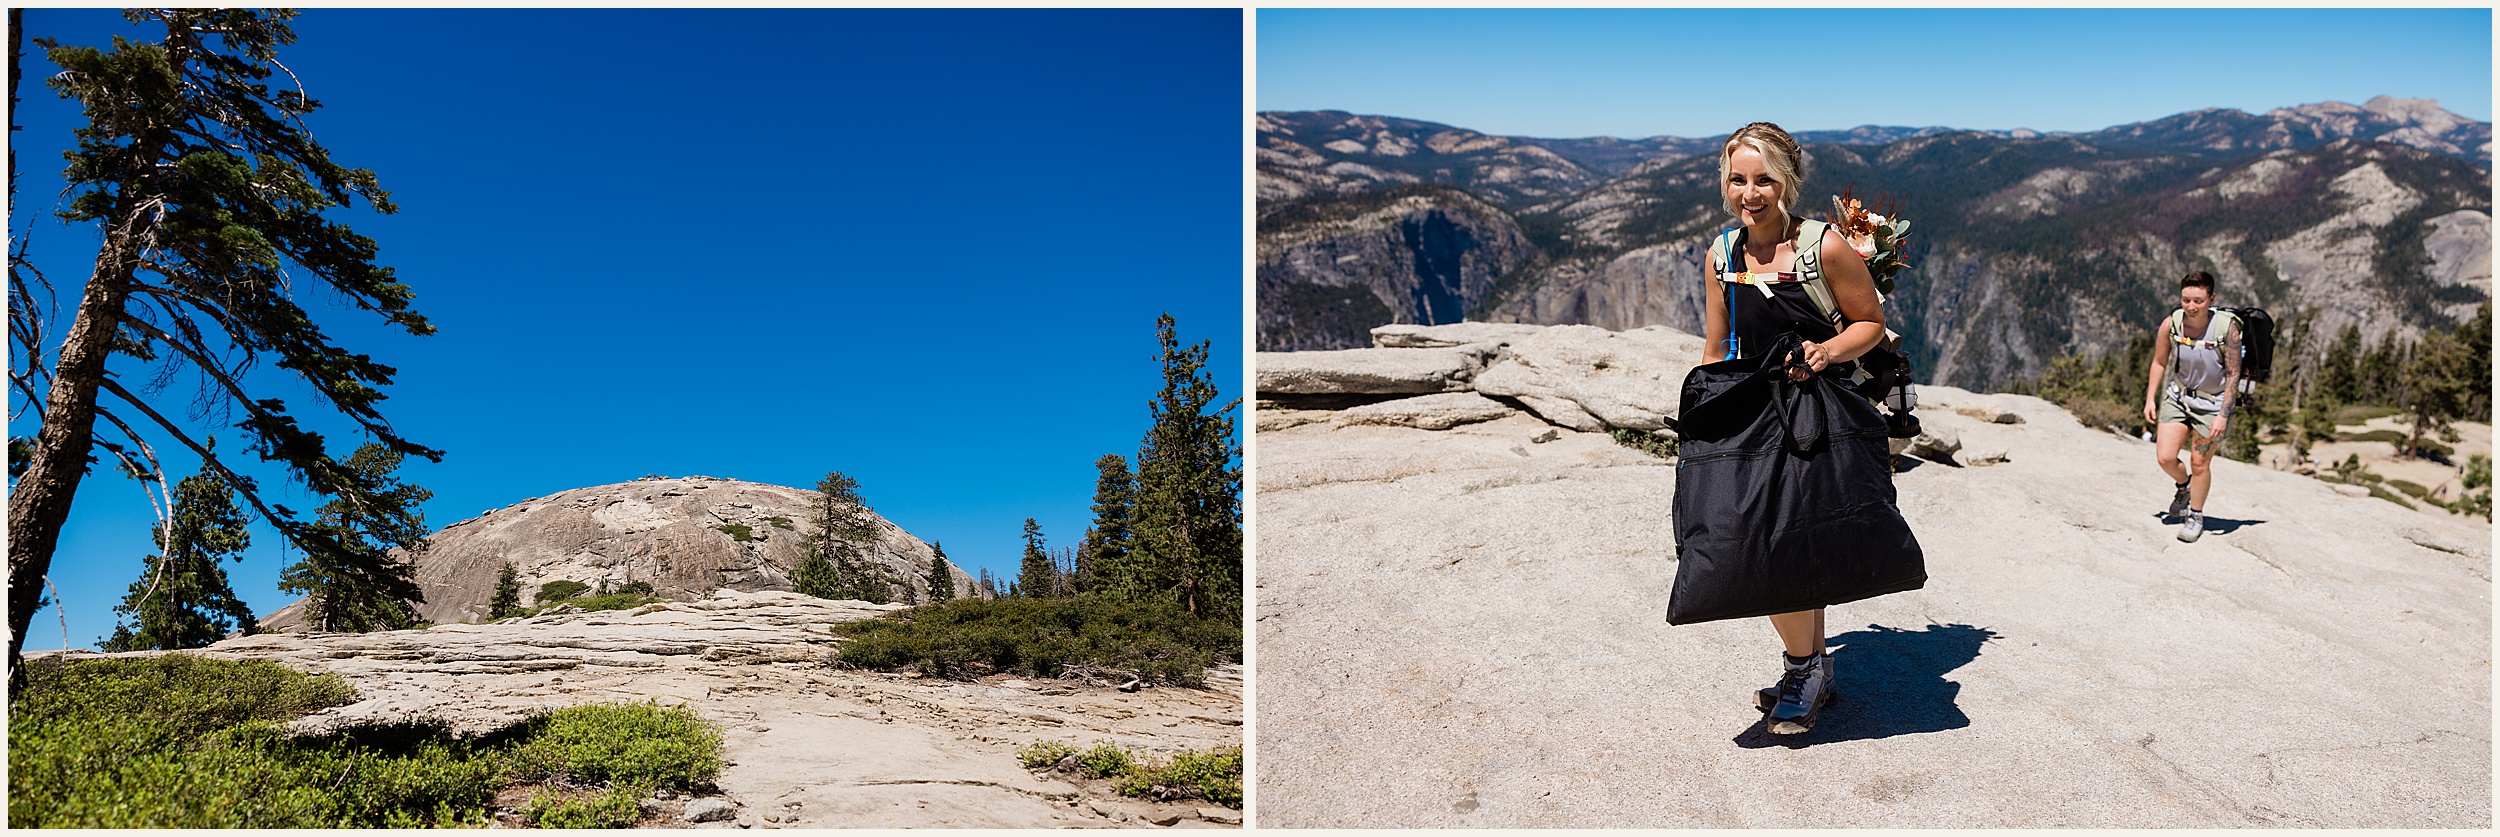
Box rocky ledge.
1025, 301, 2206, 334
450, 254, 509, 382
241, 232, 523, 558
1253, 321, 2489, 828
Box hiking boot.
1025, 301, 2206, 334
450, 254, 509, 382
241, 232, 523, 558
2166, 482, 2192, 519
1763, 653, 1834, 735
2177, 510, 2206, 543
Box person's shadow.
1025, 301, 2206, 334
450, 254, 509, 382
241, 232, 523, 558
1734, 622, 1999, 749
2152, 510, 2264, 535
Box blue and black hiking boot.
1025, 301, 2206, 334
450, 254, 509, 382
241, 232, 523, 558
2166, 482, 2192, 519
1758, 653, 1835, 735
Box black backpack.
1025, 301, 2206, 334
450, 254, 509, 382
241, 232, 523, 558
2218, 306, 2275, 384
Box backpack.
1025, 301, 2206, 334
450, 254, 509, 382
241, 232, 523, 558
2219, 306, 2275, 384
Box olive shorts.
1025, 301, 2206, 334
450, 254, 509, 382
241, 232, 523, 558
2157, 390, 2221, 438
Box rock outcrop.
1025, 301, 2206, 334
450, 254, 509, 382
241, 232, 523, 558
47, 589, 1244, 829
1252, 322, 2489, 828
261, 476, 975, 632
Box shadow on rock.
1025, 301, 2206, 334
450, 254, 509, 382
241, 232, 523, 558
1734, 622, 2000, 749
2150, 511, 2265, 535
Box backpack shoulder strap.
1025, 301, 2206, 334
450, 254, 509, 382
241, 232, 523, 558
1708, 229, 1736, 276
1792, 218, 1841, 325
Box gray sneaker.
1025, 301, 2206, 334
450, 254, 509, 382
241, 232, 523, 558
2166, 483, 2192, 518
2178, 510, 2206, 543
1764, 653, 1835, 735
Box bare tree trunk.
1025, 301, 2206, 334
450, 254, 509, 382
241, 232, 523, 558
9, 227, 140, 683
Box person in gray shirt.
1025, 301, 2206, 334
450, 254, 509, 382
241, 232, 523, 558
2141, 270, 2243, 543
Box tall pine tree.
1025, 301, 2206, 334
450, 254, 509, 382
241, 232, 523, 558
8, 10, 439, 677
1129, 314, 1242, 623
796, 471, 886, 603
99, 470, 255, 651
1016, 518, 1054, 599
1079, 454, 1136, 599
925, 541, 954, 603
276, 443, 431, 633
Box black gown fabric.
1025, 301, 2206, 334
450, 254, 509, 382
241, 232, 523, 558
1664, 232, 1925, 625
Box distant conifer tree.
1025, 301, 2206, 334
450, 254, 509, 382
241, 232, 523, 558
925, 541, 955, 603
1016, 518, 1054, 599
99, 470, 255, 651
489, 563, 524, 619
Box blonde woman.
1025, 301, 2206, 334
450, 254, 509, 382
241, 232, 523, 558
1683, 121, 1913, 735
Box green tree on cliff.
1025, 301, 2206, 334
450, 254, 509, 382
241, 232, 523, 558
1015, 518, 1054, 599
925, 541, 954, 603
490, 563, 524, 620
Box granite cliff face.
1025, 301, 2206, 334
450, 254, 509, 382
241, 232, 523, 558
261, 475, 973, 631
1257, 100, 2494, 393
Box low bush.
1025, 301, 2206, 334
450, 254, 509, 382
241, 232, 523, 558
2386, 479, 2431, 500
2368, 484, 2416, 509
834, 595, 1239, 687
1020, 739, 1241, 810
9, 655, 722, 828
765, 517, 794, 530
2338, 429, 2407, 445
716, 524, 754, 542
1608, 428, 1677, 460
534, 580, 590, 604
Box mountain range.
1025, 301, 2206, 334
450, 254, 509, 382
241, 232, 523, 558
1257, 97, 2493, 392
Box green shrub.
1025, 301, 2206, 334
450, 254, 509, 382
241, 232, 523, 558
1608, 428, 1677, 460
1016, 740, 1076, 769
716, 523, 754, 542
2338, 429, 2407, 445
618, 580, 656, 596
833, 595, 1239, 686
535, 580, 590, 604
1018, 740, 1240, 809
2368, 484, 2417, 509
2334, 404, 2404, 423
505, 703, 722, 790
765, 517, 794, 530
2387, 479, 2431, 500
563, 593, 663, 614
1075, 741, 1134, 779
9, 657, 722, 828
524, 783, 648, 828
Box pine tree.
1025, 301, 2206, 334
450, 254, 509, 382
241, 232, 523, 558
1129, 314, 1243, 623
925, 541, 955, 603
1016, 518, 1054, 599
791, 542, 838, 599
2319, 322, 2363, 407
2403, 325, 2480, 459
977, 567, 998, 599
1079, 454, 1136, 598
276, 443, 431, 633
9, 10, 439, 677
796, 470, 879, 601
99, 470, 255, 651
490, 563, 524, 620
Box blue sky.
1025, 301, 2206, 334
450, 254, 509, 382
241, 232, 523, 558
10, 8, 1243, 650
1257, 8, 2493, 138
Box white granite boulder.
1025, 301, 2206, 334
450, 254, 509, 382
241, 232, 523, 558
1370, 321, 1546, 349
1256, 345, 1491, 394
1331, 391, 1518, 430
1469, 325, 1709, 431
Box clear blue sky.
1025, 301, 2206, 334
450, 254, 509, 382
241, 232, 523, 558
10, 8, 1243, 650
1257, 8, 2493, 138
